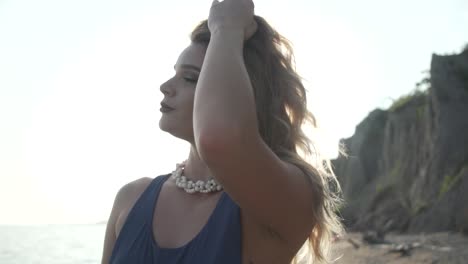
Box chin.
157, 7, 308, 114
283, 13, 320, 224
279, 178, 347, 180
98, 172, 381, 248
158, 119, 172, 133
159, 121, 187, 140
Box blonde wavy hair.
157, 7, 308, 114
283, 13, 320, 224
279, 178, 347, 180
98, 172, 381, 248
191, 16, 344, 263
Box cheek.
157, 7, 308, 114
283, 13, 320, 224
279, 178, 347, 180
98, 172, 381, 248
178, 95, 194, 120
186, 102, 195, 120
183, 92, 195, 110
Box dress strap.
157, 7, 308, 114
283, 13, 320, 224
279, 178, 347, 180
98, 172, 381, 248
109, 173, 171, 263
142, 174, 170, 222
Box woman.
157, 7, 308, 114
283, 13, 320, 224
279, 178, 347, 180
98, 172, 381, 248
102, 0, 342, 263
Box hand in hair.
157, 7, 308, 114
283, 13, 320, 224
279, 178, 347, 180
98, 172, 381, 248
208, 0, 258, 40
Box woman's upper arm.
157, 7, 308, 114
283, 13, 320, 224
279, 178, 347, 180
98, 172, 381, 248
101, 177, 153, 264
198, 133, 316, 244
101, 187, 124, 264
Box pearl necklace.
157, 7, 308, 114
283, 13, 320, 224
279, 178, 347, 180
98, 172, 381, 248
172, 161, 223, 194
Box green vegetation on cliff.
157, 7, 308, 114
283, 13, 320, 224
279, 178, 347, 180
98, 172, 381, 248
439, 164, 468, 199
389, 88, 428, 112
389, 72, 430, 112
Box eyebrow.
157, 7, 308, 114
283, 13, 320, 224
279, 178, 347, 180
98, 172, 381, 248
174, 64, 201, 73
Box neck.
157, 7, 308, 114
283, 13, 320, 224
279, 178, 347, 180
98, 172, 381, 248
183, 145, 214, 181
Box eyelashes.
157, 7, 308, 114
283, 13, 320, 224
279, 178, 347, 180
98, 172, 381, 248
173, 69, 198, 84
183, 77, 198, 84
182, 76, 198, 84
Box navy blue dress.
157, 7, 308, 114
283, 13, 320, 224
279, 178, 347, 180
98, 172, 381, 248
109, 174, 242, 264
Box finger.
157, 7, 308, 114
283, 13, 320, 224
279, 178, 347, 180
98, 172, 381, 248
211, 0, 220, 7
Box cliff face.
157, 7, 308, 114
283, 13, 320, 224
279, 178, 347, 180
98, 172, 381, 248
333, 50, 468, 233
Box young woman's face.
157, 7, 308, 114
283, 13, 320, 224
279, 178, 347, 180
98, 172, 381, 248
159, 43, 206, 143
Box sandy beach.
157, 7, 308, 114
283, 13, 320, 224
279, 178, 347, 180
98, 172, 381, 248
331, 232, 468, 264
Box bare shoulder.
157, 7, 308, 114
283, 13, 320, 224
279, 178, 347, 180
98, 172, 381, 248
114, 177, 154, 235
116, 177, 154, 207
101, 177, 154, 264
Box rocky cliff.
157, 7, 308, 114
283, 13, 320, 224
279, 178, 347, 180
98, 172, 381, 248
332, 49, 468, 234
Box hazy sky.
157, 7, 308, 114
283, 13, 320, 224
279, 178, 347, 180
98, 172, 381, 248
0, 0, 466, 225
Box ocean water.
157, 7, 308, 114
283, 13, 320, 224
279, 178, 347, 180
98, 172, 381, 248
0, 224, 106, 264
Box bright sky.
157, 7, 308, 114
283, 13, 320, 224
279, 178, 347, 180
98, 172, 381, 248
0, 0, 466, 225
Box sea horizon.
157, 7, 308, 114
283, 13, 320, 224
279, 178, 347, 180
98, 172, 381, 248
0, 224, 106, 264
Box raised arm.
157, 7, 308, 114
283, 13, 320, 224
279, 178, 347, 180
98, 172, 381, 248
194, 0, 315, 246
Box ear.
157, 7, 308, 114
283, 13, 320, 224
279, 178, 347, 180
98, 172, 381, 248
245, 19, 258, 41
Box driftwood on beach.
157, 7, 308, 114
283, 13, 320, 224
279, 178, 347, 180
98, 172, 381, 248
332, 232, 467, 264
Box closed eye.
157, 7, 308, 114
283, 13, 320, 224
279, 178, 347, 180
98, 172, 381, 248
184, 77, 198, 84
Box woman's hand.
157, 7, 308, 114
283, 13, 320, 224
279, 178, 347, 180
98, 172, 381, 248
208, 0, 257, 41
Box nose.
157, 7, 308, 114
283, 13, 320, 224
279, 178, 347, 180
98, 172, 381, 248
160, 78, 176, 97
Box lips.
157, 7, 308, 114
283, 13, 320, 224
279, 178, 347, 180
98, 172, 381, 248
160, 102, 175, 110
160, 102, 175, 113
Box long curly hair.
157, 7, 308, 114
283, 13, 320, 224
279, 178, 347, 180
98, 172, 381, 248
191, 16, 343, 263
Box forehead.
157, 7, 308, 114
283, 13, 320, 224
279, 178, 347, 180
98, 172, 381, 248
175, 43, 206, 70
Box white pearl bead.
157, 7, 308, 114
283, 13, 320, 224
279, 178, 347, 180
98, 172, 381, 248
171, 161, 223, 194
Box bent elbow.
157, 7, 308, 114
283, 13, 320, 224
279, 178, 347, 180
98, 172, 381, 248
196, 128, 245, 164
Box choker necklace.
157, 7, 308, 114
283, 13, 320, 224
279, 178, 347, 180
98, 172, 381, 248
172, 161, 223, 194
